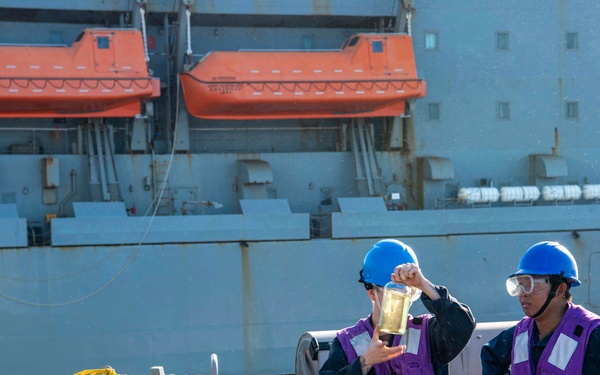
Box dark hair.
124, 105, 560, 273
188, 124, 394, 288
549, 275, 572, 301
358, 270, 374, 290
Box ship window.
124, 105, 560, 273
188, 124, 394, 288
371, 41, 383, 53
97, 36, 110, 49
427, 103, 440, 121
496, 32, 509, 50
348, 36, 360, 47
74, 31, 85, 42
566, 32, 578, 50
497, 102, 511, 121
425, 31, 438, 51
566, 101, 579, 119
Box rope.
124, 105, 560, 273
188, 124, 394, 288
186, 8, 193, 64
0, 84, 179, 306
0, 77, 153, 90
198, 77, 424, 94
139, 6, 149, 62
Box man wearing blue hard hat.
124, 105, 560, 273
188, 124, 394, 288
320, 239, 475, 375
481, 241, 600, 374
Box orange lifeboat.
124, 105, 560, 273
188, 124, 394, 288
180, 33, 426, 120
0, 28, 160, 118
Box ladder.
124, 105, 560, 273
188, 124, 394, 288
152, 157, 173, 215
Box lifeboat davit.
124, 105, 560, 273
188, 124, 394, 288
180, 33, 426, 120
0, 28, 160, 118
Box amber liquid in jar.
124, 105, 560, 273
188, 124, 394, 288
379, 284, 411, 335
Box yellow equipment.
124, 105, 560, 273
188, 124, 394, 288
73, 367, 118, 375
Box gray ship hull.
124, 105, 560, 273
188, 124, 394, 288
1, 1, 600, 374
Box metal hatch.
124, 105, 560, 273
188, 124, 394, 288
91, 31, 116, 72
366, 36, 389, 75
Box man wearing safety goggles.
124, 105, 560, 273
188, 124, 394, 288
481, 241, 600, 374
320, 239, 475, 375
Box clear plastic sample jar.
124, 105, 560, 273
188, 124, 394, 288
379, 281, 412, 335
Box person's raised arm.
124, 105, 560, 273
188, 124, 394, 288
392, 263, 440, 301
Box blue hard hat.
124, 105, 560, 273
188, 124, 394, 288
361, 239, 418, 287
510, 241, 580, 287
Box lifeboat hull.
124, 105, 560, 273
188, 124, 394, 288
180, 33, 426, 120
0, 29, 160, 118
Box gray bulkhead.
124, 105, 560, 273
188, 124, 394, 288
0, 1, 600, 374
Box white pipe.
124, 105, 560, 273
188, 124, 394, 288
59, 170, 77, 217
94, 120, 110, 201
357, 120, 374, 195
189, 126, 339, 131
349, 120, 364, 181
0, 127, 77, 132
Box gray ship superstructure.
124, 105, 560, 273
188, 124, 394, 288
0, 1, 599, 374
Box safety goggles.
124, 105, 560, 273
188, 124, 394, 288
506, 275, 550, 296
